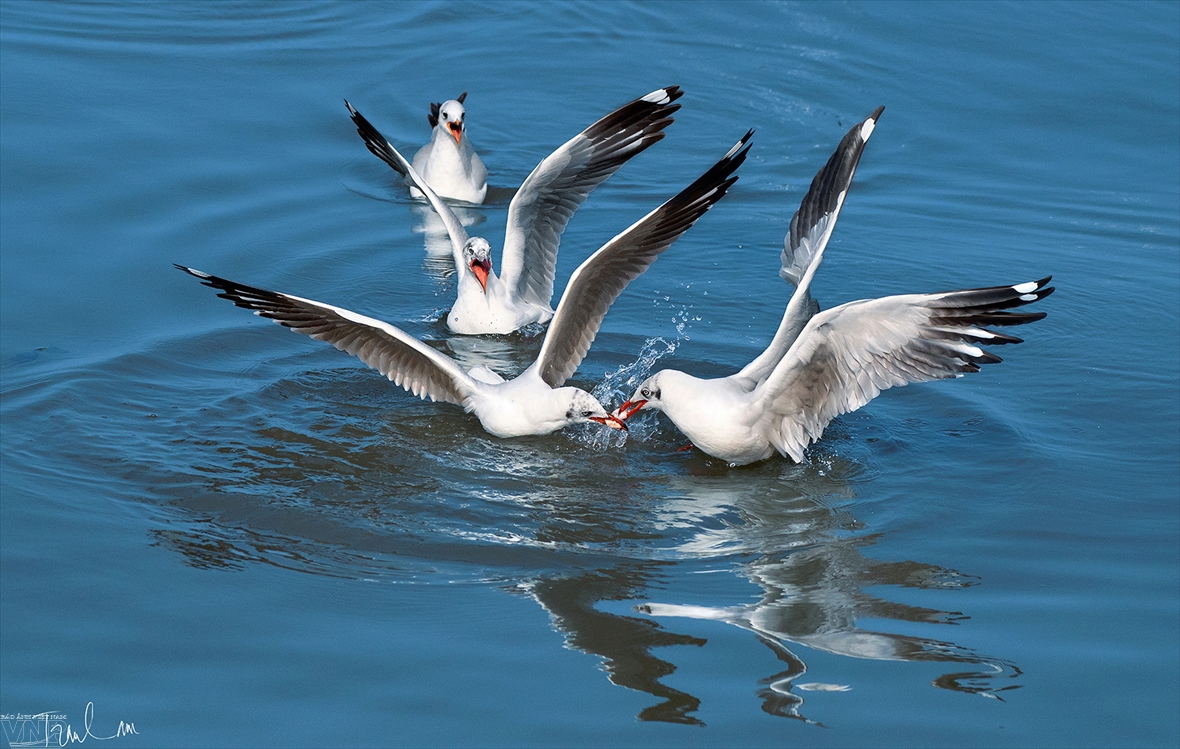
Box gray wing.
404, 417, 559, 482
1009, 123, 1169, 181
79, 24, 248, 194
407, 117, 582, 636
734, 106, 884, 389
345, 100, 470, 256
176, 265, 477, 406
534, 132, 752, 388
757, 277, 1054, 462
498, 86, 683, 309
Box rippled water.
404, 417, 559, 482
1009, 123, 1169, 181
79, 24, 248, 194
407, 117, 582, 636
2, 2, 1177, 746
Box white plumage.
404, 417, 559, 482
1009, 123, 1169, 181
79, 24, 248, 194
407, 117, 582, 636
615, 107, 1054, 465
347, 87, 683, 334
177, 130, 750, 438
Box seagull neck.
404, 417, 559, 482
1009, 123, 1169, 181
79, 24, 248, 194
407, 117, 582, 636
456, 261, 503, 298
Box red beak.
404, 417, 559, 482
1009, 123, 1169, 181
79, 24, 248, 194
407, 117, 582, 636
448, 120, 462, 145
469, 258, 491, 291
615, 399, 648, 421
589, 414, 628, 431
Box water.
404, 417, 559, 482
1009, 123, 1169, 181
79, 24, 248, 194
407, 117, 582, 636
2, 1, 1177, 746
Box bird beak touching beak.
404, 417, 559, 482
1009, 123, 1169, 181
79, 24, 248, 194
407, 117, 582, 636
469, 258, 491, 291
615, 399, 648, 421
448, 120, 462, 145
589, 414, 628, 431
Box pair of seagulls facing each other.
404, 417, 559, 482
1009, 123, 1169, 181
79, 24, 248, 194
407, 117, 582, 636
346, 87, 683, 335
176, 125, 752, 438
613, 106, 1054, 466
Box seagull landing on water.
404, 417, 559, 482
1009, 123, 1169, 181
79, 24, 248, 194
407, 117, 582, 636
614, 107, 1054, 465
175, 130, 750, 439
405, 92, 488, 204
346, 86, 683, 335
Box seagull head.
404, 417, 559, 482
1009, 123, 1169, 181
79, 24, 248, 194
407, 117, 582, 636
565, 389, 627, 431
615, 374, 663, 421
463, 237, 493, 292
437, 99, 466, 145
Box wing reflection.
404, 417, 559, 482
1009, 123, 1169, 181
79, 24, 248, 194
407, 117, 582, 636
513, 468, 1020, 724
443, 326, 544, 380
514, 565, 707, 725
142, 372, 1018, 726
637, 540, 1021, 722
409, 201, 485, 278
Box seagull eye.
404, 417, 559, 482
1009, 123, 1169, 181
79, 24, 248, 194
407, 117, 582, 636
581, 410, 595, 418
641, 388, 651, 398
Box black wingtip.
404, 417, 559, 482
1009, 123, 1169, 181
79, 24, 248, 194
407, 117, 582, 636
345, 100, 410, 177
175, 263, 228, 290
174, 263, 207, 280
868, 105, 885, 122
662, 85, 684, 104
673, 130, 753, 206
712, 129, 754, 166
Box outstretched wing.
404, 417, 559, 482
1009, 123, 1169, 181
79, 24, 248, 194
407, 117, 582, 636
499, 86, 684, 309
345, 100, 470, 257
176, 265, 477, 406
534, 132, 752, 388
734, 106, 884, 389
757, 277, 1054, 462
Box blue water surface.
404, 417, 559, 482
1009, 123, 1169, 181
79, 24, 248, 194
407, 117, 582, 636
2, 2, 1178, 747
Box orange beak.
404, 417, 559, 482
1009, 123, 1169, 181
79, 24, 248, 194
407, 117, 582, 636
469, 258, 491, 291
448, 120, 462, 145
615, 399, 648, 421
589, 414, 628, 431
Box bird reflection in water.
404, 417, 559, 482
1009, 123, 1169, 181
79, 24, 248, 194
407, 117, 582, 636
410, 201, 486, 280
149, 409, 1019, 726
636, 540, 1021, 723
512, 467, 1020, 725
513, 565, 708, 725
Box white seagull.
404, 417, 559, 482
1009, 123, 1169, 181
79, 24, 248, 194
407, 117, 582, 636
346, 86, 683, 335
614, 107, 1054, 465
176, 132, 750, 439
406, 92, 488, 204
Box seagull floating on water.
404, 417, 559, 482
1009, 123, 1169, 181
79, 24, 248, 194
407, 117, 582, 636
615, 107, 1054, 465
405, 92, 488, 204
346, 86, 683, 335
176, 131, 750, 438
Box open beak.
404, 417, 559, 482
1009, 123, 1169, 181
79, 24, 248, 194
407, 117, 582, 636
448, 120, 462, 145
469, 258, 491, 291
614, 399, 648, 421
589, 414, 628, 431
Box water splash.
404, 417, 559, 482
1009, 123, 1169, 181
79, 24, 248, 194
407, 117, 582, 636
655, 291, 703, 341
572, 336, 681, 451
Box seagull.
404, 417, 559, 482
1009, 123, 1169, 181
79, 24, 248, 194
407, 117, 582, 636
405, 92, 488, 204
175, 131, 750, 439
346, 86, 683, 335
614, 107, 1054, 465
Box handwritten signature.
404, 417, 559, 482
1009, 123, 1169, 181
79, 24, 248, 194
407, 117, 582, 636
1, 703, 137, 747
